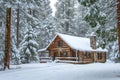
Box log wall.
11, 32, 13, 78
48, 36, 72, 61
94, 52, 106, 63
47, 35, 106, 63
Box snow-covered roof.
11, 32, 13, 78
47, 33, 107, 52
38, 48, 46, 52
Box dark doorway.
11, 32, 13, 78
53, 52, 58, 61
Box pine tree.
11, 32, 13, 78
117, 0, 120, 55
33, 0, 55, 49
78, 0, 117, 56
55, 0, 76, 35
74, 2, 89, 37
0, 0, 7, 70
112, 0, 120, 62
11, 29, 20, 65
4, 8, 11, 69
0, 0, 56, 65
0, 0, 16, 69
20, 29, 39, 63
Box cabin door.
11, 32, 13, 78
53, 52, 57, 61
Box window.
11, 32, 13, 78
97, 53, 102, 59
58, 40, 63, 47
60, 52, 67, 57
85, 52, 91, 58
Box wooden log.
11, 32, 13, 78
16, 4, 20, 48
117, 0, 120, 55
4, 8, 11, 70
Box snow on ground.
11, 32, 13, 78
0, 62, 120, 80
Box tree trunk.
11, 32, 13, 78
117, 0, 120, 55
4, 8, 11, 70
16, 4, 20, 48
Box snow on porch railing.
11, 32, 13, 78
55, 57, 78, 60
55, 57, 78, 63
39, 57, 52, 63
39, 57, 51, 60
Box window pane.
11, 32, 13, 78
98, 53, 102, 59
58, 40, 62, 47
85, 52, 91, 58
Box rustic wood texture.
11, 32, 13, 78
78, 51, 106, 63
78, 51, 94, 63
94, 52, 106, 63
47, 35, 106, 63
47, 35, 72, 61
48, 36, 70, 50
4, 8, 11, 69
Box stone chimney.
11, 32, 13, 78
90, 35, 96, 49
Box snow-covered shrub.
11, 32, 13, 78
0, 51, 4, 70
19, 30, 39, 63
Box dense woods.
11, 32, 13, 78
0, 0, 119, 70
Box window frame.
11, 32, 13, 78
58, 40, 63, 47
97, 52, 102, 60
85, 52, 91, 58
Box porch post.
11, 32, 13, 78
94, 52, 97, 62
76, 50, 78, 61
58, 51, 60, 57
51, 51, 54, 61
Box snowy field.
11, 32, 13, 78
0, 62, 120, 80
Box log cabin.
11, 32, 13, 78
39, 33, 107, 63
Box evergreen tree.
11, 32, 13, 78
74, 2, 89, 37
0, 14, 5, 70
20, 29, 39, 63
33, 0, 55, 49
0, 0, 55, 65
0, 0, 6, 70
11, 28, 20, 65
55, 0, 76, 35
117, 0, 120, 55
78, 0, 117, 58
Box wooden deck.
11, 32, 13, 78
39, 57, 92, 64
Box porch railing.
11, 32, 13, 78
39, 57, 52, 63
55, 57, 78, 60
